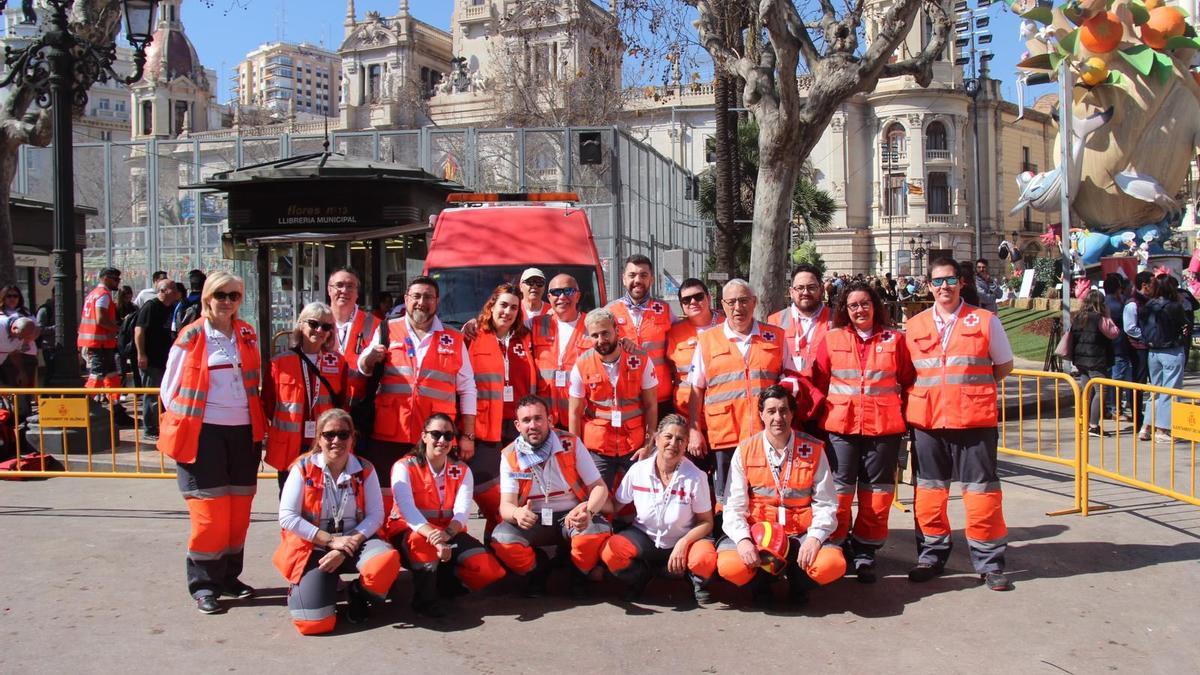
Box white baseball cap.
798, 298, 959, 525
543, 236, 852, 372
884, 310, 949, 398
520, 268, 546, 283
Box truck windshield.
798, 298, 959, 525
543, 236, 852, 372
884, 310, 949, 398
429, 265, 604, 328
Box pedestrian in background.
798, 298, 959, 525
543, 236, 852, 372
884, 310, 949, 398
1102, 274, 1132, 419
1138, 275, 1188, 443
134, 271, 167, 307
133, 276, 180, 441
1123, 271, 1153, 431
1069, 290, 1118, 438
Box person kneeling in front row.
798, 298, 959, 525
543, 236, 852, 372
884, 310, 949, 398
490, 395, 611, 597
274, 409, 401, 635
716, 385, 845, 607
387, 413, 507, 618
602, 413, 717, 605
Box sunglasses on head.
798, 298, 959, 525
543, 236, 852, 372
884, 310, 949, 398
425, 429, 456, 441
321, 429, 352, 441
305, 319, 335, 332
212, 290, 242, 302
930, 276, 959, 288
548, 288, 578, 297
680, 292, 706, 305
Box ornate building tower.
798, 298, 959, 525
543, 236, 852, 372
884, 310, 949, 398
129, 0, 215, 139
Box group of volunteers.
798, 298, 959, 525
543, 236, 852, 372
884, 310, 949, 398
148, 253, 1015, 635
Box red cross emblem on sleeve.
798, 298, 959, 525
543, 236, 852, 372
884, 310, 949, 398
439, 333, 454, 346
447, 464, 463, 480
626, 354, 642, 370
512, 343, 526, 358
651, 302, 664, 313
962, 313, 980, 328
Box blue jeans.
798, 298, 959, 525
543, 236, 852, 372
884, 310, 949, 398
1145, 347, 1186, 430
1109, 354, 1133, 413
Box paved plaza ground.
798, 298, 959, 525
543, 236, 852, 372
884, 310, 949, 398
1, 452, 1197, 674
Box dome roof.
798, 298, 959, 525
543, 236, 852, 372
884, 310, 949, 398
142, 27, 205, 84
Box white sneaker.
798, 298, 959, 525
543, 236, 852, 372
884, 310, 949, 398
1154, 432, 1173, 444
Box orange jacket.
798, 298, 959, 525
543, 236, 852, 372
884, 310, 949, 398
157, 320, 266, 464
339, 308, 381, 407
904, 306, 998, 429
530, 313, 592, 424
768, 305, 830, 377
574, 348, 652, 457
738, 431, 824, 537
666, 317, 722, 414
272, 455, 372, 584
264, 350, 348, 471
468, 331, 535, 443
502, 431, 587, 506
821, 328, 908, 437
698, 324, 786, 449
388, 456, 469, 532
372, 319, 463, 445
78, 284, 116, 348
607, 300, 672, 402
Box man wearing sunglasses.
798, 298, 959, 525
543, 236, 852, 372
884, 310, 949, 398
530, 274, 593, 426
358, 276, 477, 506
327, 268, 380, 409
666, 278, 722, 429
607, 254, 675, 415
768, 264, 832, 378
519, 268, 550, 324
904, 257, 1014, 592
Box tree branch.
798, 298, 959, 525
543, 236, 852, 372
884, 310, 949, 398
879, 0, 951, 86
691, 0, 757, 83
778, 0, 821, 69
856, 0, 931, 82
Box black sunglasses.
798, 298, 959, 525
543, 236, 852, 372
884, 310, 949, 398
305, 319, 335, 332
212, 290, 243, 302
548, 288, 578, 297
680, 292, 706, 305
321, 430, 352, 441
425, 429, 456, 441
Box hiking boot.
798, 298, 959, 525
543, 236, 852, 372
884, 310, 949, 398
982, 571, 1013, 591
907, 563, 945, 583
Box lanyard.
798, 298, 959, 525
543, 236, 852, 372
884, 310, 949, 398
767, 438, 795, 507
211, 330, 241, 370
796, 307, 821, 353
297, 351, 321, 419
324, 470, 353, 532
557, 318, 579, 369
526, 453, 554, 506
650, 463, 681, 527
337, 307, 356, 353
498, 332, 512, 384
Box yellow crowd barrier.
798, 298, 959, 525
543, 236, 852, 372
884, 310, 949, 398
996, 368, 1084, 514
1079, 377, 1200, 515
0, 387, 275, 480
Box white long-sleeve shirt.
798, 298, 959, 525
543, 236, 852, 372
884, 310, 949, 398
159, 319, 252, 426
278, 454, 385, 541
359, 315, 477, 415
722, 432, 837, 545
390, 458, 474, 531
1123, 299, 1144, 342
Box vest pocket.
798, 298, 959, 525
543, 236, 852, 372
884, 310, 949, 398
374, 397, 399, 437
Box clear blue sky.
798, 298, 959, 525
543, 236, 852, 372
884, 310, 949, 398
182, 0, 1044, 106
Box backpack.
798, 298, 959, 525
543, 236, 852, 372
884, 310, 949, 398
1141, 299, 1185, 349
173, 296, 201, 333
117, 311, 139, 360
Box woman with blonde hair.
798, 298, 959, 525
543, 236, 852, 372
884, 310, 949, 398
158, 271, 267, 614
274, 409, 400, 634
263, 302, 349, 489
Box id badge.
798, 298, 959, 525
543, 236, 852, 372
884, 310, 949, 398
610, 410, 622, 427
777, 506, 787, 526
503, 385, 514, 402
304, 420, 317, 438
554, 370, 567, 387
540, 507, 554, 526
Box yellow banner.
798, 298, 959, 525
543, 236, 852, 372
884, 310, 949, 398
37, 397, 90, 428
1171, 401, 1200, 443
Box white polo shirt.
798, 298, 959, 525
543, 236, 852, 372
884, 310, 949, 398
499, 432, 601, 513
613, 454, 712, 549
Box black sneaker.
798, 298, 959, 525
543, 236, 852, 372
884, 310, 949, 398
142, 432, 159, 442
854, 560, 877, 584
221, 580, 255, 599
196, 595, 223, 614
1087, 426, 1104, 438
982, 571, 1013, 591
907, 563, 945, 583
522, 572, 548, 598
346, 581, 370, 624
622, 575, 650, 602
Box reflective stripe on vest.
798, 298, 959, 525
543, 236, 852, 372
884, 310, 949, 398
699, 324, 784, 449
607, 300, 672, 401
373, 319, 463, 444
78, 285, 117, 348
271, 456, 372, 584
904, 307, 998, 429
822, 328, 907, 436
265, 351, 343, 470
575, 348, 649, 457
401, 456, 467, 529
531, 314, 590, 423
738, 432, 821, 537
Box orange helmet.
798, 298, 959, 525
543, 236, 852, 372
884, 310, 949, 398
751, 521, 790, 576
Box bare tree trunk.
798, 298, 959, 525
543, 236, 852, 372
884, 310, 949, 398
749, 114, 800, 317
0, 147, 18, 286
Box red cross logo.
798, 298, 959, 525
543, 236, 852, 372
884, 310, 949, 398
651, 302, 664, 314
321, 353, 338, 367
439, 333, 454, 346
797, 443, 813, 459
512, 343, 526, 358
762, 331, 776, 342
239, 326, 253, 339
962, 313, 980, 328
626, 354, 642, 370
447, 464, 462, 480
880, 330, 894, 343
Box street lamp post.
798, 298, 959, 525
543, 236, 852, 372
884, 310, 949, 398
0, 0, 157, 386
954, 0, 994, 261
909, 235, 930, 277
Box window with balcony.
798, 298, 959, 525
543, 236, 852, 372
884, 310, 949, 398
927, 171, 950, 215
368, 64, 381, 103
882, 122, 906, 166
885, 175, 908, 217
925, 121, 948, 160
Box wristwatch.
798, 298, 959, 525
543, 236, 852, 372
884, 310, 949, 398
461, 431, 475, 441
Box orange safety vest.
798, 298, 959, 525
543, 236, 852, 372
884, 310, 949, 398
768, 305, 830, 377
339, 308, 380, 407
698, 323, 786, 449
157, 319, 267, 464
822, 328, 907, 436
608, 299, 672, 402
388, 455, 469, 532
530, 313, 592, 424
264, 350, 347, 471
501, 431, 588, 507
78, 284, 117, 348
666, 317, 722, 414
738, 431, 823, 537
469, 331, 535, 443
272, 455, 372, 584
372, 319, 463, 445
574, 348, 651, 457
904, 306, 998, 429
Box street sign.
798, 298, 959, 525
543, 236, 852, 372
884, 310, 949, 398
1171, 401, 1200, 443
37, 398, 90, 428
707, 272, 729, 282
